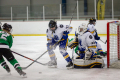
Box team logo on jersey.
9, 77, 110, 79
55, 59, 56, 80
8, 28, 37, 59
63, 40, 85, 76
60, 24, 63, 28
89, 35, 92, 39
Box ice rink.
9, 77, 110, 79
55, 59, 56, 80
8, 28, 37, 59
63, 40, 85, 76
0, 36, 120, 80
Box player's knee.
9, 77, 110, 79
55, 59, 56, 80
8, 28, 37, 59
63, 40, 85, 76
7, 57, 15, 61
59, 49, 66, 55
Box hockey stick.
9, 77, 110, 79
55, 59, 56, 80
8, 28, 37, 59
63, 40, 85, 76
100, 39, 107, 44
72, 48, 75, 68
21, 40, 61, 69
69, 3, 77, 26
11, 50, 47, 65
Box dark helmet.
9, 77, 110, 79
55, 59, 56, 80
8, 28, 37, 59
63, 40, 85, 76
89, 18, 96, 24
2, 23, 12, 32
49, 20, 57, 32
49, 20, 56, 28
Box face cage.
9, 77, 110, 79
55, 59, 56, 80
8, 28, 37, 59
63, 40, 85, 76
78, 27, 84, 33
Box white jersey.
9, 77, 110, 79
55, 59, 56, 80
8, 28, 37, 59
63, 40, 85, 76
78, 32, 96, 52
46, 23, 72, 43
87, 24, 96, 36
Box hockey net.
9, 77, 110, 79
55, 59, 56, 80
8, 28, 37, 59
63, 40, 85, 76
107, 21, 120, 68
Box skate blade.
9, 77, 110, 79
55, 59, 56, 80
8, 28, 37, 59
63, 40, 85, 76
7, 72, 11, 75
21, 74, 27, 78
48, 65, 57, 68
67, 66, 74, 70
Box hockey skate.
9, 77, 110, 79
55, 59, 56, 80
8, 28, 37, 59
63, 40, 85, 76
48, 60, 57, 68
66, 61, 73, 69
16, 68, 27, 77
4, 64, 10, 73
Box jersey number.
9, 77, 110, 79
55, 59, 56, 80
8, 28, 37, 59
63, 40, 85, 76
0, 34, 7, 40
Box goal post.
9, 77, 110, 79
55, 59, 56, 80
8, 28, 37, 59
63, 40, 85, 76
107, 21, 120, 68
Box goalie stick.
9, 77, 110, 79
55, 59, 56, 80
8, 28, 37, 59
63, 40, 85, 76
100, 39, 107, 44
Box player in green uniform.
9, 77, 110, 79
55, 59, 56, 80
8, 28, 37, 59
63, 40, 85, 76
0, 23, 26, 76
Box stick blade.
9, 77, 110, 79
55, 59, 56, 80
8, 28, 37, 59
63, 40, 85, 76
21, 67, 27, 70
105, 40, 107, 44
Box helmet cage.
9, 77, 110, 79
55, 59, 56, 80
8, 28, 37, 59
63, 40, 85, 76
78, 23, 87, 35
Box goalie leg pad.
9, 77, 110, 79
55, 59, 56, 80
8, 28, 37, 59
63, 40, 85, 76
73, 58, 105, 68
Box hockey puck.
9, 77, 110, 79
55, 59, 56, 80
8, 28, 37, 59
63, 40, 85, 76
39, 72, 42, 74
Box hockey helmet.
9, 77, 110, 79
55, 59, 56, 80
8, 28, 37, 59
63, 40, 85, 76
49, 20, 57, 31
78, 23, 87, 35
89, 18, 96, 24
2, 23, 12, 32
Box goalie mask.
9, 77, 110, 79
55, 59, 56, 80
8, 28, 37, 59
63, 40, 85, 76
49, 20, 57, 32
2, 23, 12, 33
78, 23, 87, 35
89, 18, 96, 25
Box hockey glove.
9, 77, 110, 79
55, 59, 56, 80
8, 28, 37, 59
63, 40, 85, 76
63, 31, 69, 34
100, 52, 106, 57
61, 31, 69, 41
94, 31, 100, 40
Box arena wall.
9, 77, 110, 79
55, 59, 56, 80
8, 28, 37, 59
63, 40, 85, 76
2, 20, 119, 36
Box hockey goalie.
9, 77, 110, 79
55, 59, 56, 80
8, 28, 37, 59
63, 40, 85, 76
68, 23, 105, 68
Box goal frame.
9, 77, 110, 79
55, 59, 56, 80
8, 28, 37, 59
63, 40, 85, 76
107, 21, 120, 68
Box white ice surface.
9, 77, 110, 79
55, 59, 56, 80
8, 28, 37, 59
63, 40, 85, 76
1, 36, 120, 80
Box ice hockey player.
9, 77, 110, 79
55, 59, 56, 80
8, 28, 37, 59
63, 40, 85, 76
68, 23, 97, 59
46, 20, 73, 68
87, 18, 105, 56
0, 23, 26, 76
73, 44, 107, 56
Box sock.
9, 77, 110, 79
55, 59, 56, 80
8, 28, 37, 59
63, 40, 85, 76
9, 59, 22, 70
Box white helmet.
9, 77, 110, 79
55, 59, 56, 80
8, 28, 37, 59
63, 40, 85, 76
78, 23, 87, 35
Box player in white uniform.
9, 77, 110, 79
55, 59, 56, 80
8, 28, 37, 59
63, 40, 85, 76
77, 23, 97, 59
87, 18, 105, 56
46, 20, 73, 68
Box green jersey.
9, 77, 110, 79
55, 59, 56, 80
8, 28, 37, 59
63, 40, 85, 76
0, 30, 13, 48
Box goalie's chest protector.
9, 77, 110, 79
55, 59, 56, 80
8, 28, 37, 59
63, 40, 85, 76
78, 32, 89, 48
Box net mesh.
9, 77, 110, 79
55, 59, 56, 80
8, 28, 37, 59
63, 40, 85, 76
108, 21, 120, 68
